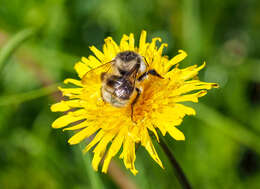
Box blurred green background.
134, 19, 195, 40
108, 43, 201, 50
0, 0, 260, 189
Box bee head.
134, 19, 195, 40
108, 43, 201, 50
117, 51, 139, 62
115, 51, 141, 71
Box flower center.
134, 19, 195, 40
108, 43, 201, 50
131, 77, 165, 123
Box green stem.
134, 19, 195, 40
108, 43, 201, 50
79, 144, 105, 189
159, 136, 192, 189
0, 28, 37, 71
0, 83, 59, 106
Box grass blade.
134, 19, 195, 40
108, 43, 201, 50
0, 84, 59, 106
0, 28, 36, 71
194, 103, 260, 155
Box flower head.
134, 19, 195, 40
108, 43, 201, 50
51, 31, 218, 175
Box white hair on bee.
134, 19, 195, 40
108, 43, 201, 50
139, 59, 146, 74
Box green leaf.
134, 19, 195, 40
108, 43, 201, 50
194, 103, 260, 155
0, 84, 59, 106
0, 28, 36, 72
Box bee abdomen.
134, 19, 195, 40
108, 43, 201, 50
114, 81, 134, 100
102, 75, 134, 107
107, 77, 134, 100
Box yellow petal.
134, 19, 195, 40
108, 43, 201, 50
64, 78, 83, 87
81, 57, 90, 64
167, 126, 185, 140
154, 114, 183, 128
147, 124, 159, 142
74, 61, 90, 78
153, 104, 195, 129
141, 128, 163, 169
172, 81, 219, 96
58, 87, 83, 97
128, 33, 135, 51
127, 125, 141, 142
89, 46, 105, 62
148, 37, 161, 53
102, 127, 126, 173
51, 100, 85, 112
120, 34, 129, 51
166, 50, 187, 72
152, 43, 168, 73
158, 43, 168, 55
103, 42, 116, 62
139, 30, 147, 53
51, 101, 70, 112
87, 55, 102, 68
104, 37, 120, 59
172, 90, 207, 103
180, 62, 206, 81
63, 120, 88, 131
154, 122, 167, 136
52, 111, 86, 128
120, 137, 138, 175
92, 132, 115, 171
83, 130, 105, 153
68, 124, 100, 145
173, 104, 196, 116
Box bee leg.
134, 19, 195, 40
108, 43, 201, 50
138, 69, 164, 81
131, 88, 141, 123
137, 72, 147, 81
147, 69, 164, 78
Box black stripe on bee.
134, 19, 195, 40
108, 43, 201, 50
118, 68, 127, 75
106, 75, 134, 100
106, 76, 121, 88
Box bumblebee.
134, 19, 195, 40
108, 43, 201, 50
82, 51, 163, 121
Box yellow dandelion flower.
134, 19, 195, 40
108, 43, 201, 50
51, 30, 218, 175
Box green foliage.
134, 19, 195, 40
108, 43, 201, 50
0, 0, 260, 188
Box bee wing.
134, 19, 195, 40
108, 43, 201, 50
81, 61, 114, 85
122, 64, 139, 87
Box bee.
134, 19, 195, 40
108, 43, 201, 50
82, 51, 163, 121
